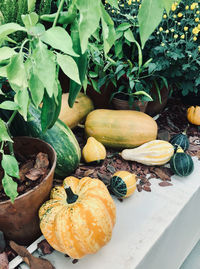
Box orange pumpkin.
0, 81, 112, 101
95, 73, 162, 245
39, 176, 116, 259
187, 106, 200, 125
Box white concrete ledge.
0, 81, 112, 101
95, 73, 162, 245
10, 157, 200, 269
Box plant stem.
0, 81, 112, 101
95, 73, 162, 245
7, 110, 18, 156
52, 0, 65, 27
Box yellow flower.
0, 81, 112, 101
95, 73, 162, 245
198, 24, 200, 29
161, 43, 165, 47
137, 0, 140, 2
180, 34, 185, 39
139, 4, 141, 8
184, 26, 188, 31
191, 3, 197, 10
128, 0, 132, 5
171, 3, 176, 11
174, 34, 178, 39
111, 9, 115, 13
192, 27, 199, 35
165, 29, 169, 33
195, 18, 199, 22
121, 4, 124, 7
159, 27, 163, 32
197, 11, 200, 14
193, 36, 197, 41
173, 14, 177, 18
185, 5, 189, 10
198, 46, 200, 52
171, 28, 175, 32
178, 12, 183, 17
163, 14, 167, 19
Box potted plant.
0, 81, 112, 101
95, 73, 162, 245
145, 0, 200, 105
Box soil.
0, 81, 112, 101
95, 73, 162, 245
2, 95, 200, 265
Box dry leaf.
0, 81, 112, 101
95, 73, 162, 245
38, 240, 54, 255
34, 153, 49, 169
159, 181, 173, 187
0, 252, 8, 269
19, 160, 34, 182
83, 169, 95, 177
25, 168, 45, 181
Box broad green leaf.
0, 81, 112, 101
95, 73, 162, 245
106, 0, 118, 9
2, 154, 19, 178
2, 173, 18, 203
124, 28, 135, 42
0, 119, 13, 142
28, 23, 45, 37
6, 54, 27, 89
100, 4, 115, 54
28, 72, 44, 107
0, 23, 26, 39
75, 0, 101, 53
133, 90, 153, 101
138, 0, 163, 48
68, 22, 88, 107
116, 23, 131, 32
14, 89, 29, 120
0, 101, 19, 110
41, 27, 78, 57
28, 0, 37, 12
0, 66, 7, 77
21, 12, 38, 29
57, 53, 81, 85
32, 41, 56, 97
0, 47, 16, 61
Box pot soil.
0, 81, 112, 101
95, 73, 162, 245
0, 136, 56, 245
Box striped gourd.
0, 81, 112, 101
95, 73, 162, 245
170, 132, 189, 151
121, 140, 174, 165
170, 147, 194, 176
39, 176, 116, 259
110, 171, 137, 198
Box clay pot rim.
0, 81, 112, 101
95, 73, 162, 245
0, 136, 57, 205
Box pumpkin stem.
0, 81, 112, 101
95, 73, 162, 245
64, 185, 78, 204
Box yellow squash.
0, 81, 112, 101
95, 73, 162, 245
82, 137, 106, 163
39, 176, 116, 259
85, 109, 158, 148
187, 106, 200, 125
121, 140, 174, 165
59, 92, 94, 129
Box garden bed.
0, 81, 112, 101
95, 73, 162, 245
6, 95, 200, 269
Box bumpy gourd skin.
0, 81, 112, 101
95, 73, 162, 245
187, 106, 200, 125
39, 176, 116, 259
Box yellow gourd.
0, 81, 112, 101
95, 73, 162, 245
82, 137, 106, 163
121, 140, 174, 165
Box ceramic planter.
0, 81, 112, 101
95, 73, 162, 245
0, 136, 56, 245
112, 97, 148, 112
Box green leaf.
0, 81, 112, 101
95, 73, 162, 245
57, 53, 81, 85
28, 0, 37, 12
2, 173, 18, 203
0, 23, 26, 39
75, 0, 101, 53
41, 27, 78, 57
21, 12, 38, 29
0, 119, 13, 142
162, 0, 181, 14
28, 72, 44, 107
14, 89, 29, 120
100, 4, 115, 55
0, 47, 16, 61
32, 41, 56, 97
0, 66, 7, 77
116, 23, 131, 32
106, 0, 118, 9
138, 0, 163, 48
124, 28, 135, 42
0, 101, 19, 110
28, 23, 45, 37
2, 154, 19, 178
7, 54, 27, 89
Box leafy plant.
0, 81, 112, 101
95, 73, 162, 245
0, 0, 117, 201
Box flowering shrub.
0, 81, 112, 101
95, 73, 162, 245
105, 0, 200, 96
147, 0, 200, 96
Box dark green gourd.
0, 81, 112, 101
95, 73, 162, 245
170, 132, 189, 151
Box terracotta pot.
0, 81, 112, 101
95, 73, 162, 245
0, 136, 56, 245
112, 97, 148, 112
146, 84, 169, 116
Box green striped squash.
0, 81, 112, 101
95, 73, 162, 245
121, 140, 174, 165
170, 147, 194, 177
170, 132, 189, 151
